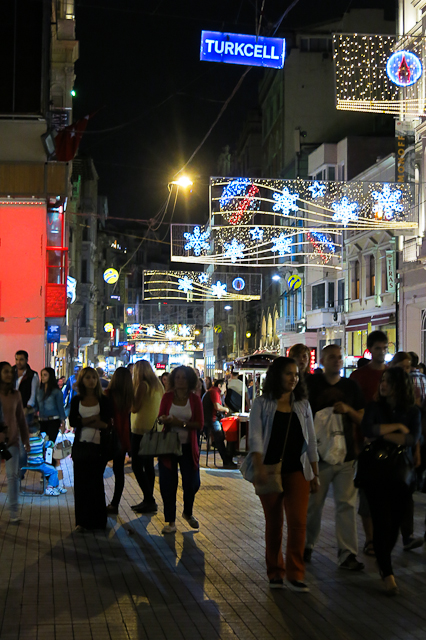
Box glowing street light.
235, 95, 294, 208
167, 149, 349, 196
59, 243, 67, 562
272, 274, 281, 281
169, 175, 193, 189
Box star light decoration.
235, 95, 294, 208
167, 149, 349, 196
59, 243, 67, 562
198, 272, 209, 283
271, 234, 292, 257
183, 226, 210, 256
307, 232, 336, 264
331, 197, 359, 226
249, 226, 264, 241
179, 325, 191, 337
157, 324, 165, 331
177, 276, 194, 293
211, 281, 227, 298
272, 187, 299, 215
223, 238, 245, 263
308, 181, 327, 199
371, 184, 404, 220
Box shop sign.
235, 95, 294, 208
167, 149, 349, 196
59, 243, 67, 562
200, 31, 286, 69
386, 250, 396, 292
47, 325, 61, 343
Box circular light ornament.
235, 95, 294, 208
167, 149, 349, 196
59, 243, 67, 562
104, 322, 114, 332
386, 50, 422, 87
287, 275, 302, 291
103, 268, 119, 284
232, 277, 246, 291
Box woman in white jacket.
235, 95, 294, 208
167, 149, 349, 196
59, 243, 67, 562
248, 357, 319, 592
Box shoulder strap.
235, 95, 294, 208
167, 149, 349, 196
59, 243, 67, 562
279, 405, 294, 462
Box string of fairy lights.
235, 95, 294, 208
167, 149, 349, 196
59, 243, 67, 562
143, 270, 262, 301
333, 33, 426, 115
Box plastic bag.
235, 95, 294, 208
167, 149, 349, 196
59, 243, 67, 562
314, 407, 347, 465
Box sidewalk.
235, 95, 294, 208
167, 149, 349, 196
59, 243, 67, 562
1, 454, 426, 640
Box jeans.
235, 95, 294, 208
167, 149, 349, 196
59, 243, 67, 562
131, 433, 156, 503
5, 445, 20, 518
159, 443, 200, 523
29, 463, 58, 487
205, 420, 230, 464
306, 460, 358, 564
365, 483, 411, 577
259, 471, 310, 581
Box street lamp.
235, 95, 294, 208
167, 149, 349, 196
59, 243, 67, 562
224, 305, 232, 310
169, 175, 193, 189
272, 274, 281, 281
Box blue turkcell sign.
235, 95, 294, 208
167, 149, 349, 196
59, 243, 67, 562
47, 325, 61, 343
200, 31, 286, 69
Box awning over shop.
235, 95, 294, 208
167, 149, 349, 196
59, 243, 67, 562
371, 314, 393, 327
346, 317, 370, 331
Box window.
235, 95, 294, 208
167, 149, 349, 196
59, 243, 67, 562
368, 255, 375, 297
328, 166, 335, 181
81, 259, 87, 283
351, 260, 360, 300
312, 283, 325, 309
328, 282, 335, 308
82, 219, 89, 241
338, 280, 345, 307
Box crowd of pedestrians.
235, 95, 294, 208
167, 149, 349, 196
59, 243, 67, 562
1, 334, 426, 599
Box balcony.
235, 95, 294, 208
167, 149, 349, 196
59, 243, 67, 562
78, 325, 95, 347
306, 307, 343, 329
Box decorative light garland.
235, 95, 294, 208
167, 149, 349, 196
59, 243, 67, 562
143, 270, 262, 301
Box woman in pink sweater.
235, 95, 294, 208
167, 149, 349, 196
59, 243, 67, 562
158, 366, 203, 534
0, 361, 30, 523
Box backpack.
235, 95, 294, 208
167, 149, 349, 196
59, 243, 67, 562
314, 407, 347, 465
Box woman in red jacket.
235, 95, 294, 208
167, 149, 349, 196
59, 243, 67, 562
158, 366, 203, 534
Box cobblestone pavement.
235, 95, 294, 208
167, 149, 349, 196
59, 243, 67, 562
1, 453, 426, 640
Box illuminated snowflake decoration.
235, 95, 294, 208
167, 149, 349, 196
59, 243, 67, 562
223, 238, 245, 263
211, 281, 227, 298
331, 197, 359, 226
178, 276, 194, 293
198, 272, 209, 284
272, 187, 299, 215
308, 181, 327, 199
183, 226, 210, 256
249, 226, 264, 241
157, 324, 165, 331
271, 234, 292, 257
165, 330, 175, 340
371, 184, 404, 221
179, 325, 191, 337
146, 326, 156, 337
219, 178, 250, 209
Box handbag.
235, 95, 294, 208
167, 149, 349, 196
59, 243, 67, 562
138, 420, 183, 457
354, 439, 413, 489
314, 407, 347, 465
254, 407, 294, 495
52, 434, 72, 460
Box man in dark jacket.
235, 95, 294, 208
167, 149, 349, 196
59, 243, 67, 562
13, 350, 39, 471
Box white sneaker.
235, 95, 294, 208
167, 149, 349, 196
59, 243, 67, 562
57, 486, 67, 494
45, 486, 60, 496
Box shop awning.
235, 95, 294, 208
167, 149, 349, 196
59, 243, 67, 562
346, 317, 370, 331
371, 314, 393, 327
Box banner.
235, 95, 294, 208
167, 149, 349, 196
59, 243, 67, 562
386, 250, 396, 293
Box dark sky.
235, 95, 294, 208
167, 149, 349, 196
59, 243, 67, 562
74, 0, 396, 226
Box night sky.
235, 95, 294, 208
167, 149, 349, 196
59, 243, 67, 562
74, 0, 396, 226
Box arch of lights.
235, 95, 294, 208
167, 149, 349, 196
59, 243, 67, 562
143, 270, 262, 301
170, 177, 415, 268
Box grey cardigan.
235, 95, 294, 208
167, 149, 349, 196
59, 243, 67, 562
244, 394, 319, 481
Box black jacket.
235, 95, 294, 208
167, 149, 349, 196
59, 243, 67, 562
12, 365, 37, 409
70, 394, 113, 443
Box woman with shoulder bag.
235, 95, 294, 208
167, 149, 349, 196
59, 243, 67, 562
249, 357, 319, 592
360, 367, 421, 596
70, 367, 113, 532
130, 361, 164, 515
158, 366, 203, 535
104, 367, 133, 515
36, 367, 67, 493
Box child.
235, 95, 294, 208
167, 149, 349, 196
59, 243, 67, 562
28, 428, 62, 496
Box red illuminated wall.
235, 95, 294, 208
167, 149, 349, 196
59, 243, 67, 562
0, 202, 46, 374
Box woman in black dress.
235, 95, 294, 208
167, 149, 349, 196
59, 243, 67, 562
70, 367, 113, 532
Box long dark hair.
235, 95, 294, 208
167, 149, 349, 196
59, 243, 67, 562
168, 366, 198, 392
76, 367, 103, 399
108, 367, 134, 413
378, 367, 415, 410
262, 357, 307, 401
0, 361, 14, 394
40, 367, 59, 398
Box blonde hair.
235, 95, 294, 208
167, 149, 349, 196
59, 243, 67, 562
132, 360, 163, 413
